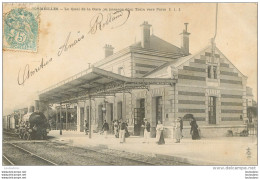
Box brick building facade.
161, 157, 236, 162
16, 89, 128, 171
39, 21, 250, 138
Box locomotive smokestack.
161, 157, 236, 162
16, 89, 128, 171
35, 100, 40, 112
28, 106, 35, 113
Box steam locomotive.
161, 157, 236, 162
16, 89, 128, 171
17, 112, 50, 140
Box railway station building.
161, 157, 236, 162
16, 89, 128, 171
38, 21, 250, 138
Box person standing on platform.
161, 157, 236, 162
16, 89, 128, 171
102, 120, 109, 138
125, 121, 130, 138
174, 118, 182, 143
190, 116, 200, 140
156, 121, 165, 145
142, 118, 150, 143
85, 120, 89, 135
113, 120, 119, 138
119, 121, 127, 143
180, 117, 183, 138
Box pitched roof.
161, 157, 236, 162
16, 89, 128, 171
131, 34, 185, 54
143, 46, 209, 77
214, 46, 247, 78
145, 45, 247, 79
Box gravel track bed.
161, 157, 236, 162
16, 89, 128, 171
16, 142, 111, 165
3, 132, 191, 166
3, 143, 54, 166
99, 148, 191, 165
16, 142, 153, 165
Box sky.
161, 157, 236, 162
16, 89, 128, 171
3, 3, 257, 115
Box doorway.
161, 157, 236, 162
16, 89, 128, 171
117, 101, 122, 121
86, 107, 89, 130
80, 107, 84, 132
208, 96, 216, 124
156, 96, 163, 124
98, 104, 104, 131
106, 103, 113, 133
134, 99, 145, 136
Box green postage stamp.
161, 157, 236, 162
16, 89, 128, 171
3, 8, 39, 52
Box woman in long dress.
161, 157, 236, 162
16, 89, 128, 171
114, 120, 119, 138
119, 121, 126, 143
175, 118, 182, 143
190, 117, 200, 140
156, 121, 165, 145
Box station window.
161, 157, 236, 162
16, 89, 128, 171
208, 66, 211, 78
207, 65, 218, 79
213, 66, 217, 79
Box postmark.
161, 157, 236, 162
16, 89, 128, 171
3, 8, 39, 52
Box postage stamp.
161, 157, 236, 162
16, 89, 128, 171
3, 8, 39, 52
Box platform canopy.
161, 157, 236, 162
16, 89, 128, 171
39, 67, 177, 104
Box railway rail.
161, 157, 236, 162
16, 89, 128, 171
3, 132, 154, 165
3, 155, 15, 165
3, 141, 58, 166
70, 145, 155, 166
3, 131, 190, 166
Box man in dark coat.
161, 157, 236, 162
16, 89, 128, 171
102, 120, 109, 138
180, 117, 183, 138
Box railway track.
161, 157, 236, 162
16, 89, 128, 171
3, 139, 153, 166
85, 147, 155, 165
3, 141, 58, 166
3, 132, 190, 166
3, 155, 15, 165
71, 145, 155, 166
3, 131, 17, 135
3, 131, 18, 138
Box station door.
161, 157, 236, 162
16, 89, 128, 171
134, 108, 145, 136
156, 96, 163, 124
80, 107, 84, 132
208, 96, 216, 124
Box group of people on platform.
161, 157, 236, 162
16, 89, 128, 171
144, 114, 200, 145
90, 114, 200, 144
112, 120, 130, 143
172, 116, 200, 143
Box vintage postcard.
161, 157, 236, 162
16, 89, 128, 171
1, 2, 258, 179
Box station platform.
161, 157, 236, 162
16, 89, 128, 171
48, 130, 257, 165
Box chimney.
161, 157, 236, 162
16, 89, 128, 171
180, 23, 191, 55
140, 21, 152, 49
104, 44, 114, 58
